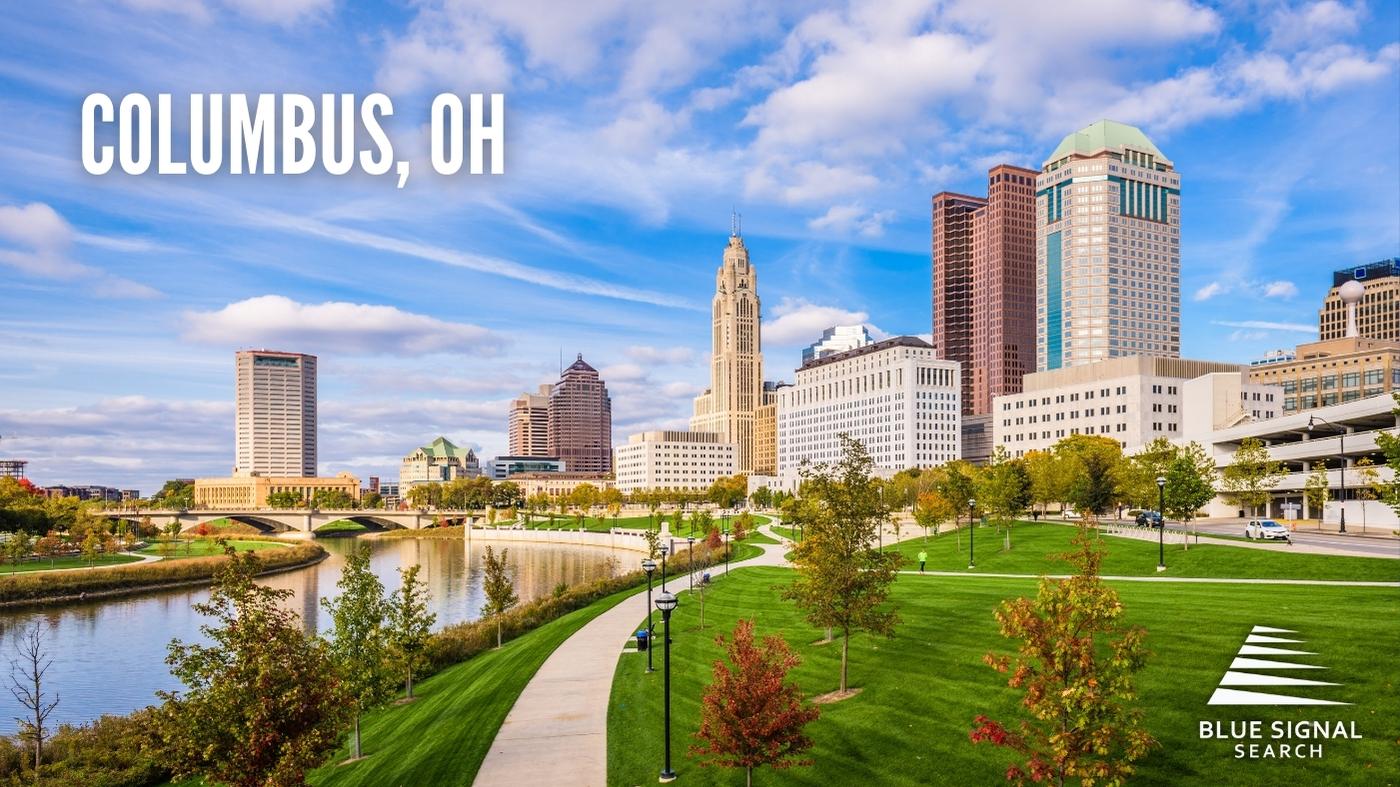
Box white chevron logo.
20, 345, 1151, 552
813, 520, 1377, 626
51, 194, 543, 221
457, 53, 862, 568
1207, 626, 1348, 706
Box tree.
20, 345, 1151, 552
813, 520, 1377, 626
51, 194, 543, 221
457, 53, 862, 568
782, 436, 901, 694
8, 621, 59, 773
1303, 462, 1330, 522
1162, 455, 1215, 528
1055, 435, 1123, 523
1353, 457, 1382, 534
6, 531, 31, 572
750, 486, 774, 509
310, 488, 355, 510
691, 619, 820, 787
265, 490, 306, 509
321, 544, 392, 760
914, 490, 953, 542
938, 461, 977, 529
1121, 438, 1178, 510
151, 479, 195, 510
80, 530, 101, 568
493, 481, 524, 509
386, 564, 435, 701
160, 548, 349, 787
481, 546, 518, 649
361, 491, 384, 510
1023, 450, 1069, 518
971, 526, 1156, 785
1220, 437, 1284, 517
707, 475, 748, 509
977, 447, 1032, 544
732, 511, 752, 541
34, 533, 61, 568
643, 527, 661, 559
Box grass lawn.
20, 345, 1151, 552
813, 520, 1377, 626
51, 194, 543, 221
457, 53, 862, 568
0, 553, 143, 573
137, 539, 288, 558
772, 524, 801, 542
314, 519, 368, 535
608, 567, 1400, 786
886, 521, 1400, 582
306, 586, 638, 786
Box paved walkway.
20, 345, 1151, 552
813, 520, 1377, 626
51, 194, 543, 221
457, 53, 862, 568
473, 521, 789, 787
899, 569, 1400, 587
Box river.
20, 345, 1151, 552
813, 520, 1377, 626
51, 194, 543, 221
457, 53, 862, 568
0, 535, 625, 735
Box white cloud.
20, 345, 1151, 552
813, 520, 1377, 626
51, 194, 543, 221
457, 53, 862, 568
1193, 281, 1226, 301
182, 295, 507, 356
1228, 329, 1269, 342
625, 345, 696, 365
1263, 280, 1299, 298
762, 297, 881, 346
220, 0, 332, 25
0, 202, 160, 298
1268, 1, 1362, 50
1212, 320, 1319, 334
807, 204, 897, 237
745, 160, 880, 205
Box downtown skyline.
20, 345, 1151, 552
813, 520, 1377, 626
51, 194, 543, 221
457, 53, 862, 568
1, 0, 1398, 492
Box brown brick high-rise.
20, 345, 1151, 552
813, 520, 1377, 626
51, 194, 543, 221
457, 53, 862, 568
932, 164, 1037, 415
547, 355, 613, 475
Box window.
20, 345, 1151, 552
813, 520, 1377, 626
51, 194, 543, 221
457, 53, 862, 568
1321, 375, 1337, 390
1300, 377, 1317, 392
1282, 380, 1297, 394
1364, 369, 1383, 385
1341, 372, 1360, 388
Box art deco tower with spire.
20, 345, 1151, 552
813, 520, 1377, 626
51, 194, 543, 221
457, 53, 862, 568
691, 215, 764, 473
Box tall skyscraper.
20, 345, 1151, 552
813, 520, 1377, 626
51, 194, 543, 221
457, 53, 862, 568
508, 384, 552, 457
802, 325, 874, 363
234, 350, 316, 477
932, 163, 1037, 415
1035, 120, 1180, 371
1320, 259, 1399, 341
691, 222, 764, 472
548, 354, 613, 475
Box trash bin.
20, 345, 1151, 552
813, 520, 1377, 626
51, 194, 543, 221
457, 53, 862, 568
702, 573, 711, 585
635, 629, 649, 652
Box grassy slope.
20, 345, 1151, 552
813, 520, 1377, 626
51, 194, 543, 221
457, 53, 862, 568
313, 519, 368, 534
137, 539, 287, 558
608, 567, 1400, 787
0, 553, 142, 573
308, 586, 638, 787
887, 522, 1400, 582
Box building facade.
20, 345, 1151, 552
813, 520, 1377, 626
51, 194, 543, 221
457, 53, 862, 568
932, 164, 1038, 416
614, 431, 738, 494
691, 226, 764, 472
993, 357, 1274, 457
549, 355, 613, 475
1320, 260, 1399, 341
234, 350, 317, 477
486, 456, 565, 480
508, 384, 552, 457
1035, 120, 1181, 371
802, 325, 874, 364
400, 436, 481, 493
1246, 336, 1400, 415
752, 385, 783, 477
193, 472, 360, 509
510, 472, 614, 500
776, 337, 961, 480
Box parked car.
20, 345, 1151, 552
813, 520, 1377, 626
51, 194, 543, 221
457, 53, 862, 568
1134, 510, 1163, 528
1245, 519, 1292, 542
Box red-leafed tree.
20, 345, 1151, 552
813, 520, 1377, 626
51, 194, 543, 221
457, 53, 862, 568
705, 527, 723, 550
970, 525, 1156, 786
692, 619, 820, 787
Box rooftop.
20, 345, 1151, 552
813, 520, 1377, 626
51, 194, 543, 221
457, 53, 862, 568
797, 335, 934, 371
1045, 120, 1169, 166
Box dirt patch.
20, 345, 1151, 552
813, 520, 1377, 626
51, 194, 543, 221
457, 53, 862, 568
392, 696, 419, 706
338, 755, 368, 766
812, 688, 862, 704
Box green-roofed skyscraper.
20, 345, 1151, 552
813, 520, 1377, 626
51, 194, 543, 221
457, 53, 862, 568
1035, 120, 1181, 371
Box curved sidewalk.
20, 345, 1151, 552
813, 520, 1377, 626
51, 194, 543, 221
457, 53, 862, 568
473, 522, 789, 787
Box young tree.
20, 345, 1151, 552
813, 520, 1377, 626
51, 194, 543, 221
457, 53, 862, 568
35, 532, 61, 568
782, 435, 902, 694
8, 621, 59, 773
481, 546, 518, 648
386, 564, 435, 701
1220, 437, 1284, 517
80, 530, 101, 568
6, 531, 32, 572
732, 511, 751, 541
977, 447, 1032, 546
691, 619, 820, 787
938, 461, 977, 529
1353, 457, 1382, 534
321, 544, 392, 760
971, 526, 1156, 785
1056, 435, 1123, 523
643, 527, 661, 559
914, 490, 953, 542
1162, 455, 1216, 529
160, 549, 349, 787
1022, 450, 1068, 518
1304, 461, 1330, 522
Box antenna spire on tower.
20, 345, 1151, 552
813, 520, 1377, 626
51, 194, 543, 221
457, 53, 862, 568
731, 207, 741, 238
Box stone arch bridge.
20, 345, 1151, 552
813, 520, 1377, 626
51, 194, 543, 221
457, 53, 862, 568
98, 509, 484, 534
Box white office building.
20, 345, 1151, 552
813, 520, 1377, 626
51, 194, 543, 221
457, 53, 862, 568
993, 356, 1280, 457
614, 431, 737, 494
775, 336, 961, 487
234, 350, 317, 477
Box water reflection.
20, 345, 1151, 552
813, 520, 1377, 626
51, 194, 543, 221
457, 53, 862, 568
0, 536, 620, 734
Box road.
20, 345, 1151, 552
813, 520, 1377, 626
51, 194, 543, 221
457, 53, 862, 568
1187, 518, 1400, 559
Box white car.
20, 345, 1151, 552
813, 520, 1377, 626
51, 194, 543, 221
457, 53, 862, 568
1245, 519, 1292, 542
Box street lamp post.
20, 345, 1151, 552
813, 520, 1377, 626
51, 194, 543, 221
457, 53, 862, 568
659, 543, 670, 592
655, 591, 679, 783
723, 525, 730, 575
687, 536, 696, 592
968, 499, 976, 570
877, 486, 884, 551
1155, 476, 1166, 572
642, 558, 657, 672
1307, 415, 1348, 534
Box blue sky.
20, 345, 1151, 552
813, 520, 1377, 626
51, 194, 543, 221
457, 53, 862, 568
1, 0, 1397, 492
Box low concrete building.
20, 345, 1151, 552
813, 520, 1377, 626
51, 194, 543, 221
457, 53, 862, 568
486, 456, 565, 480
511, 472, 614, 499
194, 472, 361, 509
614, 431, 737, 494
1246, 336, 1400, 415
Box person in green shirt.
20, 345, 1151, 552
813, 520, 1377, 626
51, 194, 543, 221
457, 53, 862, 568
917, 549, 927, 574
